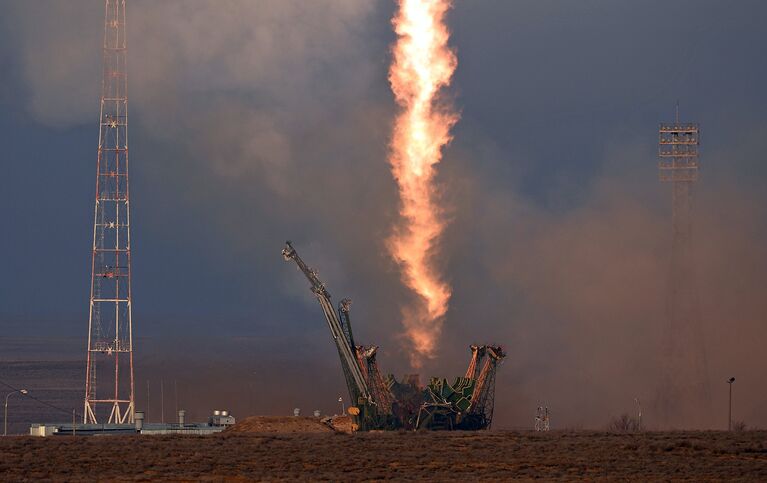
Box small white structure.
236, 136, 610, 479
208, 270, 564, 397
208, 410, 236, 427
29, 424, 57, 437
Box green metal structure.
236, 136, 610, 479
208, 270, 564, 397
283, 241, 504, 431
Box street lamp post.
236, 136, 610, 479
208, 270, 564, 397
4, 389, 29, 436
727, 377, 735, 431
634, 398, 642, 431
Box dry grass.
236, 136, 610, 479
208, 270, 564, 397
1, 430, 766, 481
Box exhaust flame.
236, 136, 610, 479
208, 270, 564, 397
387, 0, 458, 367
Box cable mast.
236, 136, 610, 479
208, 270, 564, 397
83, 0, 135, 424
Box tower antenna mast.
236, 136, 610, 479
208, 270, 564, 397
83, 0, 135, 425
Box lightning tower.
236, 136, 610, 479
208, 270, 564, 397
84, 0, 135, 424
657, 106, 709, 426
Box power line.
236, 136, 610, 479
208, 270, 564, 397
0, 377, 83, 420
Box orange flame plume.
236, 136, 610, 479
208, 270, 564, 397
387, 0, 458, 367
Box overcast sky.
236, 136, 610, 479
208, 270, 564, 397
1, 0, 765, 429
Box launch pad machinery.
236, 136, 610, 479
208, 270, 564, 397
282, 241, 504, 431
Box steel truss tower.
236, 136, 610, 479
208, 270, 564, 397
84, 0, 135, 424
657, 107, 709, 425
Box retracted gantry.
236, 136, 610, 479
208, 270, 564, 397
282, 241, 504, 431
282, 241, 372, 410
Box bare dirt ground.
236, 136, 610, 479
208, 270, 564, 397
1, 430, 766, 481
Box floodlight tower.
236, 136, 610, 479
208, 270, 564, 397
657, 106, 709, 425
83, 0, 135, 425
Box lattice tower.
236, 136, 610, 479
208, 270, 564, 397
657, 106, 709, 426
83, 0, 135, 425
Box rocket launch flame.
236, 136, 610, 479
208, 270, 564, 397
387, 0, 458, 367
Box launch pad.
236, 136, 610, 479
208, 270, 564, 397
282, 241, 504, 431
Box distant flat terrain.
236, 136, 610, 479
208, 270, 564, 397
1, 430, 766, 481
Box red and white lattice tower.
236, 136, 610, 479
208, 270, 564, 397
84, 0, 134, 424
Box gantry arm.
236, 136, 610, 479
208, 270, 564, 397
468, 345, 505, 413
282, 241, 371, 403
338, 298, 356, 355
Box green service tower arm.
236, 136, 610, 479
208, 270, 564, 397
282, 241, 372, 411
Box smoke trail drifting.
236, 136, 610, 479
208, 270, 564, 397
387, 0, 458, 367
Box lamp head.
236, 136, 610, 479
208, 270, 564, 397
20, 389, 28, 395
728, 377, 735, 383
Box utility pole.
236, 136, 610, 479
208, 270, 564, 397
250, 381, 255, 416
727, 377, 735, 431
84, 0, 136, 425
161, 379, 165, 424
251, 371, 257, 416
635, 398, 642, 431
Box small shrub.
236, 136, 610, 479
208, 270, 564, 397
732, 421, 747, 432
607, 413, 640, 432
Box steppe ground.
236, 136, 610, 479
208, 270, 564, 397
1, 430, 766, 481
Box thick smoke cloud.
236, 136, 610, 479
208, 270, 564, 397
0, 0, 765, 429
438, 164, 767, 429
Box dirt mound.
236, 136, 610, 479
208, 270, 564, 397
226, 416, 334, 434
326, 415, 354, 433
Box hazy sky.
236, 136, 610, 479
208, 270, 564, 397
1, 0, 765, 429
